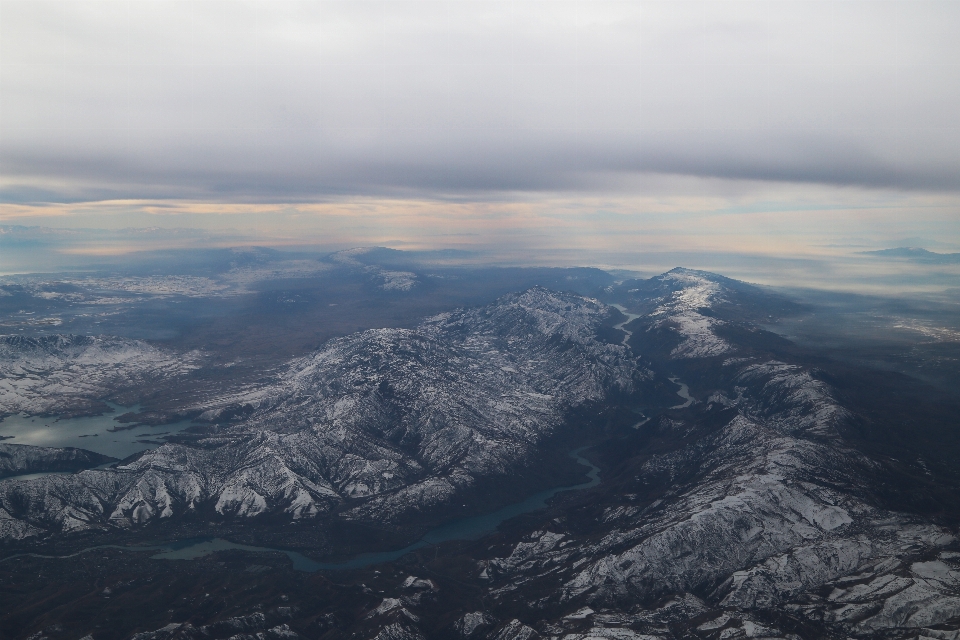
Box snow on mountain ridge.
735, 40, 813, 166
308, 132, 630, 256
647, 269, 733, 359
0, 335, 203, 417
478, 354, 960, 636
450, 278, 960, 636
0, 288, 641, 538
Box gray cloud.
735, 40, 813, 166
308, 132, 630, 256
2, 0, 959, 202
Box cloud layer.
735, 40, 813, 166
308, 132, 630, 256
2, 0, 959, 202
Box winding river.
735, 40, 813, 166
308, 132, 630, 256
0, 448, 601, 572
668, 377, 695, 409
610, 304, 641, 346
610, 305, 695, 423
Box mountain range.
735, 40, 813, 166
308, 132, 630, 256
862, 247, 960, 264
1, 264, 959, 640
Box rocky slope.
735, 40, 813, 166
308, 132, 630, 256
0, 288, 641, 541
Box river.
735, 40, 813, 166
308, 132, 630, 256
610, 305, 694, 422
0, 447, 601, 572
610, 304, 641, 347
668, 377, 694, 409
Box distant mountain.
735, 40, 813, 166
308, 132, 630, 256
862, 247, 960, 263
324, 246, 479, 267
0, 335, 204, 417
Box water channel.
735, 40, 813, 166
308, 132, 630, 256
610, 305, 695, 423
668, 377, 695, 409
610, 304, 654, 428
610, 304, 641, 347
0, 447, 601, 572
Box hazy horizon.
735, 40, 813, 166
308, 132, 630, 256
2, 1, 959, 292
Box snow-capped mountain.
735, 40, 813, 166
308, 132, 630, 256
439, 271, 960, 639
475, 361, 959, 638
327, 270, 960, 639
0, 288, 642, 539
2, 268, 958, 640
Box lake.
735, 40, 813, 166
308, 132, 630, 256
0, 403, 199, 460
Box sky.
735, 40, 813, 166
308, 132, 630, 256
1, 0, 959, 279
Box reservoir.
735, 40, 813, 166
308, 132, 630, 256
0, 403, 199, 460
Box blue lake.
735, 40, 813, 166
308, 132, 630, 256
0, 403, 199, 460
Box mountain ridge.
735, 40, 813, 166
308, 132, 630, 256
2, 266, 959, 639
0, 288, 644, 543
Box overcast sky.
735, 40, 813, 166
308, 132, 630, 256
1, 1, 959, 265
